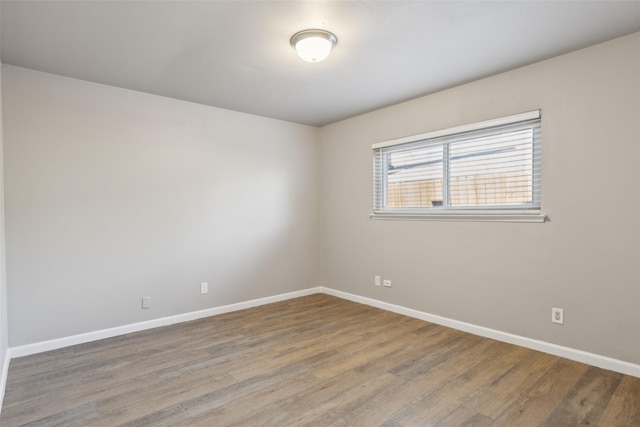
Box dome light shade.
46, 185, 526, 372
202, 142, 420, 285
290, 29, 337, 63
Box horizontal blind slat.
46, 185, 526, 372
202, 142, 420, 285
373, 112, 541, 212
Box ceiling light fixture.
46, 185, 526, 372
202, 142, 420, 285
290, 29, 337, 63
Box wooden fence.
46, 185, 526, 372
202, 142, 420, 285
387, 173, 532, 207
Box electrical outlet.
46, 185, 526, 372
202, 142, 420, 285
374, 275, 381, 286
383, 279, 392, 288
552, 308, 563, 324
142, 296, 151, 309
200, 282, 208, 294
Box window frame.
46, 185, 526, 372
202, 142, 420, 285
371, 110, 546, 223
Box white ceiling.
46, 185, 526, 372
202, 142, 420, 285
2, 1, 640, 127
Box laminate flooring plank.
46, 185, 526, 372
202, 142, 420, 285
463, 349, 559, 419
4, 346, 208, 403
324, 418, 352, 427
10, 402, 100, 427
182, 348, 340, 419
191, 405, 293, 427
290, 337, 496, 426
226, 336, 341, 382
315, 325, 464, 382
493, 358, 588, 426
387, 332, 481, 379
543, 366, 622, 426
278, 365, 394, 416
116, 405, 192, 427
1, 348, 218, 423
5, 354, 234, 426
598, 375, 640, 426
387, 343, 529, 425
283, 372, 403, 426
186, 373, 319, 426
344, 338, 500, 426
435, 403, 495, 427
310, 326, 443, 382
88, 374, 237, 425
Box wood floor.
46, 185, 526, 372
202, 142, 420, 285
2, 294, 639, 426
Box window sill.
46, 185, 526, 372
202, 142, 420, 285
369, 212, 547, 223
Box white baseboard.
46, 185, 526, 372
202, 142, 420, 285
319, 287, 640, 378
5, 285, 639, 380
9, 287, 322, 358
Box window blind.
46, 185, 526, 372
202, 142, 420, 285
373, 111, 541, 215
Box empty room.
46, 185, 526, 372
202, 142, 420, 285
1, 1, 640, 426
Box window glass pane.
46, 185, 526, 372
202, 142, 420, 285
372, 111, 541, 216
386, 144, 443, 208
449, 129, 533, 207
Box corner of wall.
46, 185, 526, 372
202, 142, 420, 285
0, 3, 12, 412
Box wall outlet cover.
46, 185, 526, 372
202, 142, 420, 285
142, 296, 151, 309
552, 307, 563, 324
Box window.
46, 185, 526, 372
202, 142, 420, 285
372, 110, 544, 222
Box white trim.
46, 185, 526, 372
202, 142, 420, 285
0, 348, 9, 414
4, 285, 639, 382
372, 110, 541, 149
369, 213, 547, 223
319, 287, 640, 378
9, 287, 321, 358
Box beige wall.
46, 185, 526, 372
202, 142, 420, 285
3, 66, 320, 346
319, 32, 640, 365
2, 31, 640, 368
